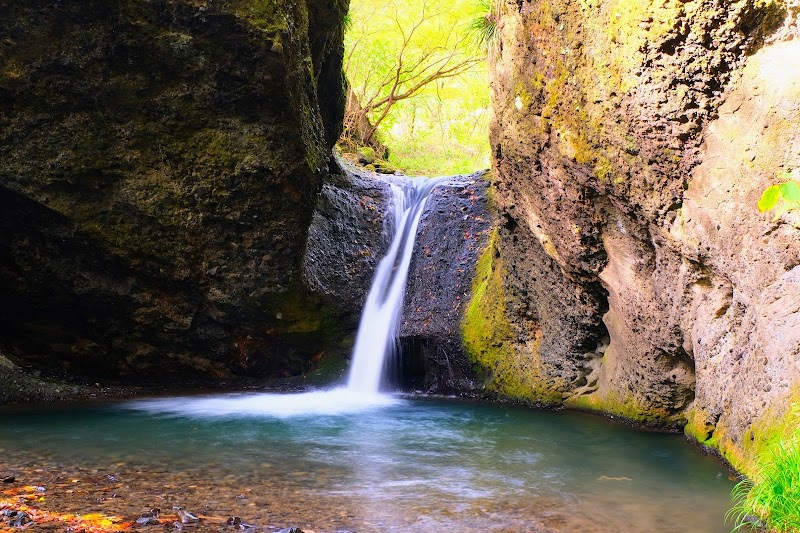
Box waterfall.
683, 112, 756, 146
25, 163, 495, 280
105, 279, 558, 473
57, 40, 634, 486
346, 176, 443, 394
127, 175, 442, 418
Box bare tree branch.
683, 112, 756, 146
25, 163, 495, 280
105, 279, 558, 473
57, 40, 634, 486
341, 0, 485, 149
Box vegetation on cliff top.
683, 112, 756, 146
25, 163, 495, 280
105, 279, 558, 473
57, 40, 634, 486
339, 0, 490, 175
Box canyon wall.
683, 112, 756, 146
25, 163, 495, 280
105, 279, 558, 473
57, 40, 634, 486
480, 0, 800, 469
0, 0, 349, 399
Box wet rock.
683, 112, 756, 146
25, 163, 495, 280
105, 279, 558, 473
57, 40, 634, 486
3, 510, 32, 528
1, 475, 14, 483
136, 507, 161, 525
401, 171, 494, 392
305, 160, 392, 331
177, 509, 200, 524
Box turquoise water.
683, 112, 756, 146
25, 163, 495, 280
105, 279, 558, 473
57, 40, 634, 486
0, 394, 734, 532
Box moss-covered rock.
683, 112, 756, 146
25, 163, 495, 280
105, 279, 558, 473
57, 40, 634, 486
463, 229, 562, 404
487, 0, 800, 473
0, 0, 349, 397
401, 172, 494, 392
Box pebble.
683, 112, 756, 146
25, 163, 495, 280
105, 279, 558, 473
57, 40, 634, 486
177, 509, 200, 524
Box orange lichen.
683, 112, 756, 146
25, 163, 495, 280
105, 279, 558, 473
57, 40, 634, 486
1, 485, 131, 532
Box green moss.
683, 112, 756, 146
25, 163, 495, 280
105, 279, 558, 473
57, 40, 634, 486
167, 128, 249, 173
684, 405, 717, 444
566, 390, 682, 426
722, 392, 800, 476
514, 81, 533, 110
712, 392, 800, 531
685, 391, 800, 531
358, 146, 376, 163
594, 156, 613, 182
271, 290, 339, 337
462, 228, 561, 405
227, 0, 289, 33
530, 71, 546, 91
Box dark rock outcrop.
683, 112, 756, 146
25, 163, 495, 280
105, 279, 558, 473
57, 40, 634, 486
401, 171, 493, 392
0, 0, 349, 396
304, 163, 391, 337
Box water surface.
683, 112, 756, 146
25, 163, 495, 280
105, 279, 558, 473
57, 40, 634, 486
0, 394, 734, 532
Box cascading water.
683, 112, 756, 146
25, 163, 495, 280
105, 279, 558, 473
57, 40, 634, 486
347, 176, 443, 394
127, 174, 442, 418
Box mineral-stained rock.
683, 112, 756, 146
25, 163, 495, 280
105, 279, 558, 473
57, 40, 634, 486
401, 171, 493, 392
0, 0, 349, 395
485, 0, 800, 465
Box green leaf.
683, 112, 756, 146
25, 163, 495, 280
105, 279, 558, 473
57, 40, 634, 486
779, 181, 800, 202
759, 185, 781, 212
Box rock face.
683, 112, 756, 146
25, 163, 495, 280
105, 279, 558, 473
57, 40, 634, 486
401, 172, 493, 392
484, 0, 800, 468
304, 163, 391, 345
0, 0, 349, 392
305, 166, 494, 393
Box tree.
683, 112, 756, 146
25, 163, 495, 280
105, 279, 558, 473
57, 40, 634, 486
340, 0, 490, 173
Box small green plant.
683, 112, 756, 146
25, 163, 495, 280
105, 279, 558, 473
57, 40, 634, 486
758, 171, 800, 219
468, 0, 499, 50
726, 430, 800, 531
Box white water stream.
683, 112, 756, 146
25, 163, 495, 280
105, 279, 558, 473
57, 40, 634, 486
347, 176, 443, 393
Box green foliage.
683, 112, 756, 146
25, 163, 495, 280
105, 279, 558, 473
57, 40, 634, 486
726, 403, 800, 532
386, 94, 490, 174
727, 439, 800, 532
758, 171, 800, 221
468, 0, 499, 50
342, 0, 490, 175
759, 185, 781, 212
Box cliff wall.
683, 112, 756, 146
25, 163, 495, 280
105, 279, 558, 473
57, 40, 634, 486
0, 0, 348, 397
482, 0, 800, 469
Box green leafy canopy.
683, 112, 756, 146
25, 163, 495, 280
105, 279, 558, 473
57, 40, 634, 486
341, 0, 491, 175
